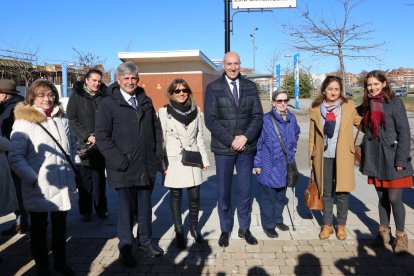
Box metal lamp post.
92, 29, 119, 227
250, 25, 258, 72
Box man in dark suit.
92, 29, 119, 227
204, 51, 263, 247
95, 62, 164, 268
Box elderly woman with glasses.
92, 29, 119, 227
309, 76, 362, 241
8, 79, 77, 275
158, 78, 210, 250
254, 90, 300, 238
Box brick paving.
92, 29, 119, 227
1, 100, 414, 275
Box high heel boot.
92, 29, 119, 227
189, 191, 204, 244
175, 226, 186, 250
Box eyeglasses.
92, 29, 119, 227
275, 99, 289, 104
173, 89, 190, 94
36, 94, 55, 100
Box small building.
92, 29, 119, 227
117, 50, 220, 111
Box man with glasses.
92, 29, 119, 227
0, 79, 29, 236
95, 62, 164, 267
66, 69, 108, 222
204, 51, 263, 247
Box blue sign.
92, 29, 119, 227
293, 53, 299, 109
276, 64, 281, 91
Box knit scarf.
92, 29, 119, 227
364, 93, 386, 138
44, 107, 54, 117
320, 99, 341, 138
167, 99, 198, 126
83, 83, 96, 96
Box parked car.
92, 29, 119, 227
395, 89, 408, 97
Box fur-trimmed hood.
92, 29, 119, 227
14, 102, 64, 124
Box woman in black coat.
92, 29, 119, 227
358, 70, 413, 254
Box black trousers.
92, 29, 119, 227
29, 211, 67, 271
116, 186, 153, 249
78, 165, 107, 215
169, 186, 200, 230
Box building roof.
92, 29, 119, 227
117, 50, 219, 72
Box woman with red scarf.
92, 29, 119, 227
309, 76, 361, 241
358, 70, 413, 254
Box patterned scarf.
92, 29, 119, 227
320, 99, 341, 138
167, 99, 198, 126
364, 93, 385, 138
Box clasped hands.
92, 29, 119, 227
232, 135, 247, 152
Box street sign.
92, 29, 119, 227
232, 0, 296, 9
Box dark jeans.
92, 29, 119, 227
116, 186, 153, 249
322, 158, 349, 226
29, 211, 67, 271
78, 165, 107, 215
169, 186, 200, 230
258, 184, 288, 230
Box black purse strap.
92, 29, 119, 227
37, 123, 77, 172
270, 113, 289, 164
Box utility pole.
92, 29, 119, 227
224, 0, 231, 53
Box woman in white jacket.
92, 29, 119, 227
159, 78, 209, 250
8, 79, 76, 276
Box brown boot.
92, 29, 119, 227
394, 231, 408, 254
335, 225, 347, 240
319, 225, 334, 240
373, 225, 391, 246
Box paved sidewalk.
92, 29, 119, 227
1, 103, 414, 275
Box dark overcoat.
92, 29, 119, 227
95, 83, 163, 189
358, 97, 413, 180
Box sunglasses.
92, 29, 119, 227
173, 89, 190, 94
275, 99, 289, 104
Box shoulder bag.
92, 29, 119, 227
171, 119, 203, 169
303, 170, 323, 210
37, 123, 83, 186
270, 115, 299, 188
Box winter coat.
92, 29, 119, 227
254, 110, 300, 188
158, 106, 210, 188
309, 100, 362, 195
95, 83, 163, 189
66, 81, 106, 168
8, 103, 77, 212
357, 97, 413, 180
0, 136, 18, 216
204, 73, 263, 155
0, 93, 24, 138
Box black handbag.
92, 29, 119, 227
181, 149, 203, 168
76, 140, 99, 160
270, 115, 299, 188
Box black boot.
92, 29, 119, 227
175, 226, 186, 250
190, 227, 205, 244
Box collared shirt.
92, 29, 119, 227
225, 75, 239, 98
120, 88, 137, 107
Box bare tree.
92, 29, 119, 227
285, 0, 384, 86
72, 47, 105, 74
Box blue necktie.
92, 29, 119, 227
129, 97, 137, 109
231, 81, 239, 106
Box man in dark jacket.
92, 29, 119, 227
95, 62, 164, 267
204, 51, 263, 247
66, 69, 108, 222
0, 79, 29, 236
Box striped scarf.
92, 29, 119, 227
364, 93, 385, 138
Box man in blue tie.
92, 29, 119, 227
95, 62, 164, 267
204, 51, 263, 247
